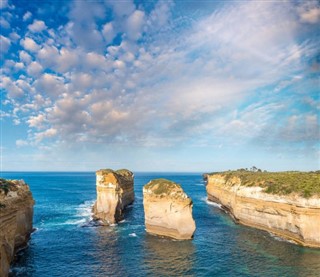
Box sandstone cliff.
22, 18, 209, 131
93, 169, 134, 225
143, 179, 196, 240
206, 174, 320, 248
0, 179, 34, 277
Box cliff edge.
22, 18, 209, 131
206, 172, 320, 248
143, 179, 196, 240
0, 179, 35, 276
93, 169, 134, 225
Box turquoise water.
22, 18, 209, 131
2, 172, 320, 277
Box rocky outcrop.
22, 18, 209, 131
0, 179, 34, 277
206, 174, 320, 248
93, 169, 134, 225
143, 179, 196, 240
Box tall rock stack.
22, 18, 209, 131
0, 179, 35, 277
93, 169, 134, 225
143, 179, 196, 240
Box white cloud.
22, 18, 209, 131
28, 19, 47, 32
16, 139, 28, 147
19, 50, 32, 64
298, 1, 320, 24
27, 61, 43, 77
28, 114, 46, 128
125, 10, 145, 40
20, 37, 40, 52
68, 1, 105, 51
23, 11, 32, 21
0, 76, 24, 98
102, 22, 115, 44
106, 0, 135, 17
0, 17, 9, 28
0, 0, 8, 9
9, 32, 20, 42
0, 35, 10, 54
34, 73, 66, 98
34, 128, 57, 143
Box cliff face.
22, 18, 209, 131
0, 179, 35, 277
93, 169, 134, 225
143, 179, 196, 240
206, 174, 320, 248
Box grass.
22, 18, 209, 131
214, 170, 320, 198
144, 178, 182, 195
97, 169, 133, 177
0, 178, 15, 195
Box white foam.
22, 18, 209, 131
268, 232, 298, 245
65, 218, 86, 225
75, 200, 95, 219
129, 233, 137, 237
202, 197, 222, 209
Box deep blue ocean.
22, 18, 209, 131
2, 172, 320, 277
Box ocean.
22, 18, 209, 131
2, 172, 320, 277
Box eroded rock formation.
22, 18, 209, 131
0, 179, 34, 276
93, 169, 134, 224
206, 174, 320, 248
143, 179, 196, 240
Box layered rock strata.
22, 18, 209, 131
93, 169, 134, 224
143, 179, 196, 240
0, 179, 35, 277
206, 174, 320, 248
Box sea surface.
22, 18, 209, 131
2, 172, 320, 277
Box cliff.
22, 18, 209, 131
206, 173, 320, 248
0, 179, 35, 276
143, 179, 196, 240
93, 169, 134, 225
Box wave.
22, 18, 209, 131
202, 197, 222, 209
267, 232, 298, 245
75, 200, 95, 219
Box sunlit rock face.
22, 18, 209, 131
0, 179, 35, 277
143, 179, 196, 240
206, 174, 320, 248
93, 169, 134, 225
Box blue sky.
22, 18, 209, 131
0, 0, 319, 172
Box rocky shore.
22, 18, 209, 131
206, 173, 320, 248
143, 179, 196, 240
93, 169, 134, 225
0, 179, 35, 276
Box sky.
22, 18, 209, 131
0, 0, 319, 172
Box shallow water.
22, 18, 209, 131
2, 172, 320, 277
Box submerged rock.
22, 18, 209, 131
0, 179, 35, 276
143, 179, 196, 240
93, 169, 134, 225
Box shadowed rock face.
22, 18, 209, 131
93, 169, 134, 225
0, 179, 34, 277
143, 179, 196, 240
206, 174, 320, 248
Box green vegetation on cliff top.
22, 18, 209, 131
97, 169, 133, 176
144, 178, 182, 195
0, 178, 16, 195
210, 169, 320, 198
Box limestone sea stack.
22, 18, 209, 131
143, 179, 196, 240
206, 172, 320, 248
93, 169, 134, 225
0, 179, 35, 277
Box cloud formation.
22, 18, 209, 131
0, 0, 319, 171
